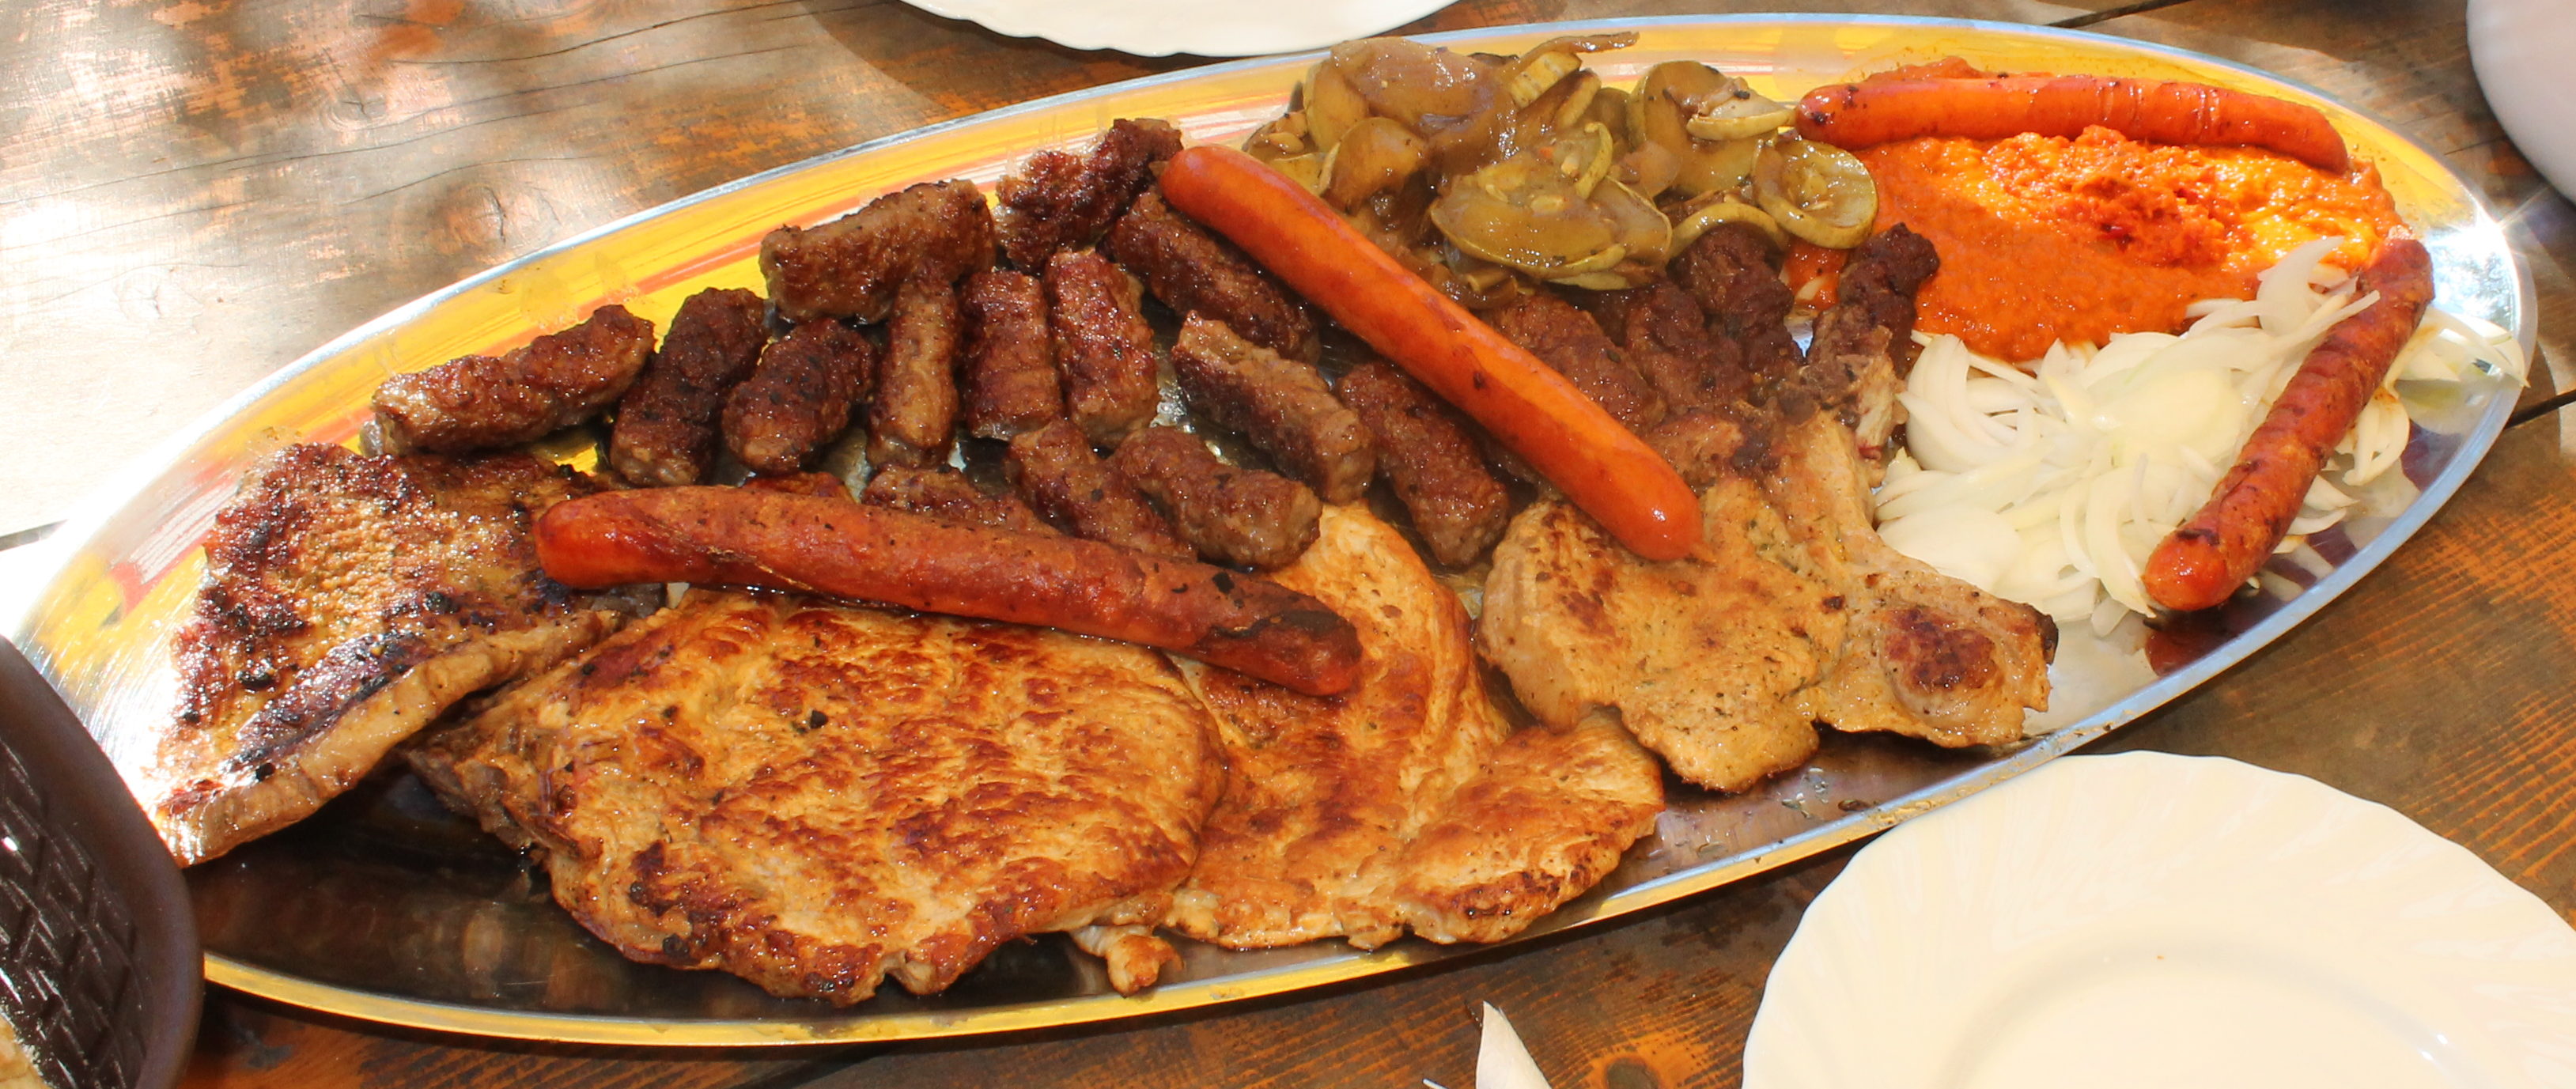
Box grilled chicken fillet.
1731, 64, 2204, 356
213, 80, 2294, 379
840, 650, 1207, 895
155, 443, 630, 864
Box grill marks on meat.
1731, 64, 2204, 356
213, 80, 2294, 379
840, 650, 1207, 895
157, 444, 628, 864
373, 305, 656, 454
761, 180, 996, 323
1171, 316, 1376, 505
1335, 360, 1511, 569
958, 270, 1066, 439
1107, 191, 1319, 363
997, 118, 1182, 270
610, 289, 770, 486
866, 277, 963, 468
1007, 420, 1192, 558
1109, 426, 1320, 570
1164, 506, 1661, 949
1806, 225, 1939, 461
1488, 292, 1667, 433
722, 319, 876, 475
407, 590, 1224, 1004
1045, 251, 1163, 445
860, 464, 1054, 535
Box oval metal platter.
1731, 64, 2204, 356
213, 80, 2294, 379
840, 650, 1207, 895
6, 14, 2532, 1046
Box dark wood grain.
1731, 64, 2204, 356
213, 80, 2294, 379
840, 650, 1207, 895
2, 0, 2555, 1085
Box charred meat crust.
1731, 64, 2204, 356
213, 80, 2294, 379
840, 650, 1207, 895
1169, 316, 1377, 505
866, 277, 964, 468
1043, 250, 1163, 445
721, 318, 877, 475
1106, 191, 1319, 363
957, 270, 1067, 439
610, 289, 770, 486
158, 443, 626, 864
373, 305, 657, 455
1108, 425, 1321, 571
760, 180, 997, 323
1006, 420, 1193, 558
997, 118, 1183, 271
1334, 360, 1514, 568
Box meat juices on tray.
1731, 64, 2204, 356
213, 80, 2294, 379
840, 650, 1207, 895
867, 277, 964, 469
373, 304, 656, 455
957, 270, 1066, 439
1169, 315, 1377, 505
1044, 250, 1163, 445
759, 179, 996, 323
1109, 425, 1320, 571
1335, 359, 1513, 569
722, 318, 877, 475
1007, 420, 1193, 559
1106, 191, 1319, 363
996, 117, 1182, 270
609, 288, 769, 486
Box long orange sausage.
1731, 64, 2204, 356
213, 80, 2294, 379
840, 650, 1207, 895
535, 486, 1364, 695
1796, 75, 2351, 174
2143, 237, 2433, 612
1156, 145, 1702, 562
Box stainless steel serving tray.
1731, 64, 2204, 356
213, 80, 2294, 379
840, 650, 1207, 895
6, 15, 2532, 1046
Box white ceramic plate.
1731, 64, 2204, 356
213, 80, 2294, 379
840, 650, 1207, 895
2468, 0, 2576, 199
898, 0, 1458, 57
1745, 752, 2576, 1089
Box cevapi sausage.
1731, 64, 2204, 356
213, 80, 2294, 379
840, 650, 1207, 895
1156, 145, 1701, 562
534, 486, 1362, 695
2143, 237, 2432, 611
1795, 74, 2351, 174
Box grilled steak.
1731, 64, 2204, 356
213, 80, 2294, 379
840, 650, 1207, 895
154, 444, 630, 864
760, 180, 996, 323
408, 590, 1224, 1003
1672, 222, 1803, 401
1170, 316, 1376, 505
721, 318, 876, 475
1007, 419, 1192, 558
1334, 359, 1511, 569
1580, 281, 1732, 414
1106, 191, 1318, 363
609, 288, 770, 486
1165, 505, 1661, 949
1044, 250, 1162, 445
958, 269, 1065, 439
1806, 225, 1939, 462
373, 305, 656, 454
997, 118, 1182, 270
866, 276, 963, 468
1109, 425, 1320, 570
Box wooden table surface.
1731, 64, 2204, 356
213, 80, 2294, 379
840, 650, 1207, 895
6, 0, 2572, 1085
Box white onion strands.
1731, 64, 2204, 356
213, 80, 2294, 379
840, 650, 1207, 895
1873, 238, 2526, 634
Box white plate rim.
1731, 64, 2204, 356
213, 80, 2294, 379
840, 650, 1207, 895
1744, 751, 2576, 1088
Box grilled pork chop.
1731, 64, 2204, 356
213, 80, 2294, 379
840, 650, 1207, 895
1480, 475, 1848, 792
408, 590, 1225, 1003
1480, 414, 2052, 791
1166, 505, 1662, 949
157, 443, 627, 864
